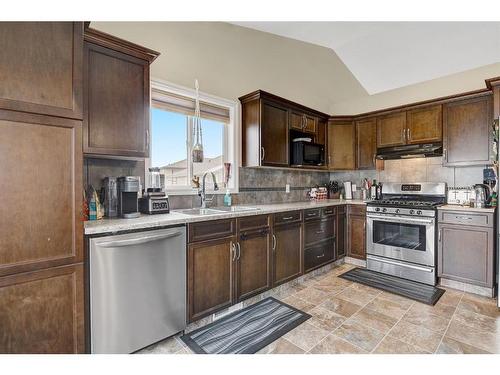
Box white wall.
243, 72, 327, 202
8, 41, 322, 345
92, 22, 500, 116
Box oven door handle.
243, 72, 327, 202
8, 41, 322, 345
367, 255, 434, 272
366, 213, 434, 225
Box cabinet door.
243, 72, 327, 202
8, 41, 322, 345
377, 112, 407, 148
356, 118, 377, 169
0, 22, 83, 119
438, 224, 493, 287
235, 228, 272, 302
443, 95, 492, 166
406, 105, 442, 144
0, 264, 84, 353
0, 111, 83, 277
84, 42, 150, 157
261, 100, 289, 166
348, 214, 366, 260
336, 211, 347, 258
290, 111, 304, 131
273, 223, 302, 286
328, 121, 356, 170
304, 114, 317, 134
188, 237, 235, 322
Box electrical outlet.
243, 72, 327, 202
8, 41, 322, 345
285, 184, 290, 193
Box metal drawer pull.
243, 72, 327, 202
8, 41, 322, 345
236, 242, 241, 260
307, 212, 317, 216
272, 234, 277, 251
316, 230, 325, 234
261, 147, 265, 161
455, 216, 472, 220
324, 210, 333, 214
316, 253, 325, 258
282, 216, 294, 220
231, 242, 237, 261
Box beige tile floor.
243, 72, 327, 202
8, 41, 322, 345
139, 263, 500, 354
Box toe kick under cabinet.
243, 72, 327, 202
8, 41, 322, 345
437, 209, 495, 288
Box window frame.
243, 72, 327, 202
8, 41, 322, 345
147, 79, 240, 196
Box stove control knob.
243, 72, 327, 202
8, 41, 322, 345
395, 209, 400, 214
375, 207, 380, 212
382, 208, 387, 213
417, 210, 422, 215
409, 209, 415, 215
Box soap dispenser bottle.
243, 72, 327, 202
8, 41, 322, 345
224, 189, 232, 207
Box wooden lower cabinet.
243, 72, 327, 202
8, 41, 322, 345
336, 207, 347, 258
347, 206, 366, 260
438, 223, 494, 288
187, 236, 235, 322
0, 263, 84, 353
235, 227, 272, 302
273, 222, 302, 286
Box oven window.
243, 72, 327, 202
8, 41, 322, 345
303, 144, 320, 162
373, 221, 426, 251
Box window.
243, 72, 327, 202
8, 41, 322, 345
148, 80, 239, 194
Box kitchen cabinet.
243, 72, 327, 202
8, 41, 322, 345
0, 22, 83, 120
188, 234, 236, 322
376, 112, 407, 148
347, 205, 366, 260
437, 210, 494, 288
443, 94, 492, 166
240, 90, 329, 169
235, 216, 272, 302
406, 105, 442, 144
83, 28, 159, 158
356, 118, 377, 169
303, 207, 336, 273
272, 212, 303, 286
336, 206, 347, 258
327, 120, 356, 170
0, 263, 84, 353
0, 110, 83, 277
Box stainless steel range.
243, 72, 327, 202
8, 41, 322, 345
366, 182, 446, 285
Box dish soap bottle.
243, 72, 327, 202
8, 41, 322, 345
223, 189, 232, 207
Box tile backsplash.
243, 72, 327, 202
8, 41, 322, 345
329, 157, 486, 189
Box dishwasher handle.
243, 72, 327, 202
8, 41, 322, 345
97, 231, 184, 248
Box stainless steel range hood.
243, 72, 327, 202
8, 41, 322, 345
376, 143, 443, 160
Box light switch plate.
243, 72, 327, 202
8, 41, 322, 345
285, 184, 290, 193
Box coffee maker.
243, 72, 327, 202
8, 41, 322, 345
117, 176, 140, 218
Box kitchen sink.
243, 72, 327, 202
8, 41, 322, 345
177, 206, 260, 215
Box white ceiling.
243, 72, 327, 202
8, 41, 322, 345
231, 22, 500, 94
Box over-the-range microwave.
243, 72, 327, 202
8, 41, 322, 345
291, 141, 325, 166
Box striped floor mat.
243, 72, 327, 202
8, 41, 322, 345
180, 297, 310, 354
339, 267, 445, 305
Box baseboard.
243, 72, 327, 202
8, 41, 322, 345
439, 277, 495, 298
344, 256, 366, 268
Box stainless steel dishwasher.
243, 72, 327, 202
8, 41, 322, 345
89, 226, 186, 354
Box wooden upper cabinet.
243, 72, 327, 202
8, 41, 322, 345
0, 22, 83, 119
377, 112, 406, 148
328, 120, 356, 170
0, 110, 82, 277
0, 264, 84, 353
83, 28, 159, 158
443, 95, 492, 166
356, 118, 377, 169
406, 105, 442, 144
261, 100, 289, 166
290, 111, 317, 134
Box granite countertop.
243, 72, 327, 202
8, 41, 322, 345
84, 199, 367, 235
438, 204, 496, 213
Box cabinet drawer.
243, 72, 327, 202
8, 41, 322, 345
321, 206, 336, 217
438, 210, 493, 228
188, 219, 236, 243
274, 211, 302, 225
304, 218, 335, 246
304, 209, 321, 221
238, 215, 269, 231
304, 239, 335, 273
336, 205, 347, 215
348, 204, 366, 216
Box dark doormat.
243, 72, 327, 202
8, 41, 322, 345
339, 267, 445, 305
180, 297, 310, 354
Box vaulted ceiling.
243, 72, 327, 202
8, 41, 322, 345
232, 22, 500, 94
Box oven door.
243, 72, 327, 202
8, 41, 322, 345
366, 213, 435, 266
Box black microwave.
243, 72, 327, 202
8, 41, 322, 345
291, 141, 325, 166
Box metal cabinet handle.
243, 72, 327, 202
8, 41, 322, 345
231, 242, 237, 261
282, 216, 293, 220
455, 216, 473, 220
261, 147, 265, 161
316, 230, 325, 234
307, 212, 317, 217
373, 153, 376, 166
407, 128, 411, 140
272, 234, 277, 251
438, 229, 442, 242
316, 253, 325, 259
236, 242, 241, 260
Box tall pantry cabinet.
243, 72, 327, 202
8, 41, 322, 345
0, 22, 85, 353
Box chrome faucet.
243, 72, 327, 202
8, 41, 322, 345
198, 172, 219, 208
